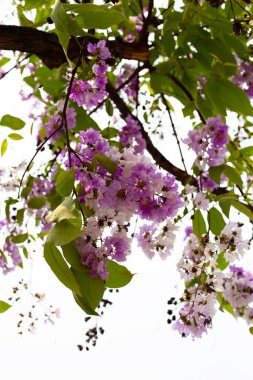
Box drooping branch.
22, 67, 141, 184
0, 25, 150, 69
106, 82, 192, 185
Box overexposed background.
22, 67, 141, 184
0, 1, 253, 379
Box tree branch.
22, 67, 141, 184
0, 25, 150, 69
106, 82, 192, 185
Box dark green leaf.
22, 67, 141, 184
223, 165, 243, 188
94, 153, 117, 174
71, 268, 105, 309
106, 260, 134, 288
204, 78, 253, 116
249, 326, 253, 335
44, 244, 81, 296
219, 198, 231, 218
11, 233, 28, 244
192, 209, 207, 239
209, 207, 226, 236
209, 165, 225, 184
232, 200, 253, 221
73, 293, 99, 316
27, 196, 47, 209
61, 243, 87, 272
0, 115, 25, 130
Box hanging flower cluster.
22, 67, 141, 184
232, 60, 253, 98
65, 128, 182, 279
174, 223, 249, 339
70, 41, 111, 109
119, 115, 146, 154
184, 115, 228, 190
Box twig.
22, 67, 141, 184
160, 93, 187, 172
88, 64, 145, 116
0, 53, 32, 81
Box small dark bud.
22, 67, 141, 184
233, 20, 243, 35
106, 58, 116, 66
206, 0, 224, 7
47, 17, 54, 24
77, 345, 83, 351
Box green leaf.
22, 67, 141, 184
0, 115, 25, 130
64, 3, 125, 29
73, 105, 100, 132
0, 301, 11, 313
1, 139, 8, 156
208, 165, 225, 184
73, 292, 99, 316
27, 196, 47, 209
47, 220, 83, 246
223, 165, 243, 188
94, 153, 117, 174
106, 260, 134, 288
101, 127, 118, 139
209, 207, 226, 236
232, 200, 253, 221
50, 1, 84, 35
46, 197, 81, 223
216, 251, 229, 271
241, 146, 253, 157
5, 198, 18, 221
71, 268, 105, 309
192, 209, 207, 239
61, 243, 87, 272
8, 133, 23, 140
204, 78, 253, 116
17, 209, 25, 225
249, 326, 253, 335
219, 198, 231, 218
56, 168, 75, 197
11, 233, 28, 244
216, 292, 235, 316
44, 244, 81, 296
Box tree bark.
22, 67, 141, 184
0, 25, 150, 69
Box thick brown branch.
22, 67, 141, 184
0, 25, 150, 69
106, 82, 192, 185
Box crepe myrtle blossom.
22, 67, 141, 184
184, 115, 228, 189
70, 41, 111, 109
232, 60, 253, 98
173, 289, 217, 339
119, 115, 146, 154
43, 106, 76, 142
115, 64, 138, 102
221, 265, 253, 308
72, 128, 183, 278
0, 239, 21, 274
216, 222, 247, 262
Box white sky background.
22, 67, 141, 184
0, 1, 253, 380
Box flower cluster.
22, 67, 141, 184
70, 41, 111, 109
115, 64, 138, 102
174, 222, 248, 338
119, 115, 146, 154
184, 115, 228, 190
67, 128, 182, 279
232, 60, 253, 98
0, 219, 22, 274
43, 105, 76, 142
